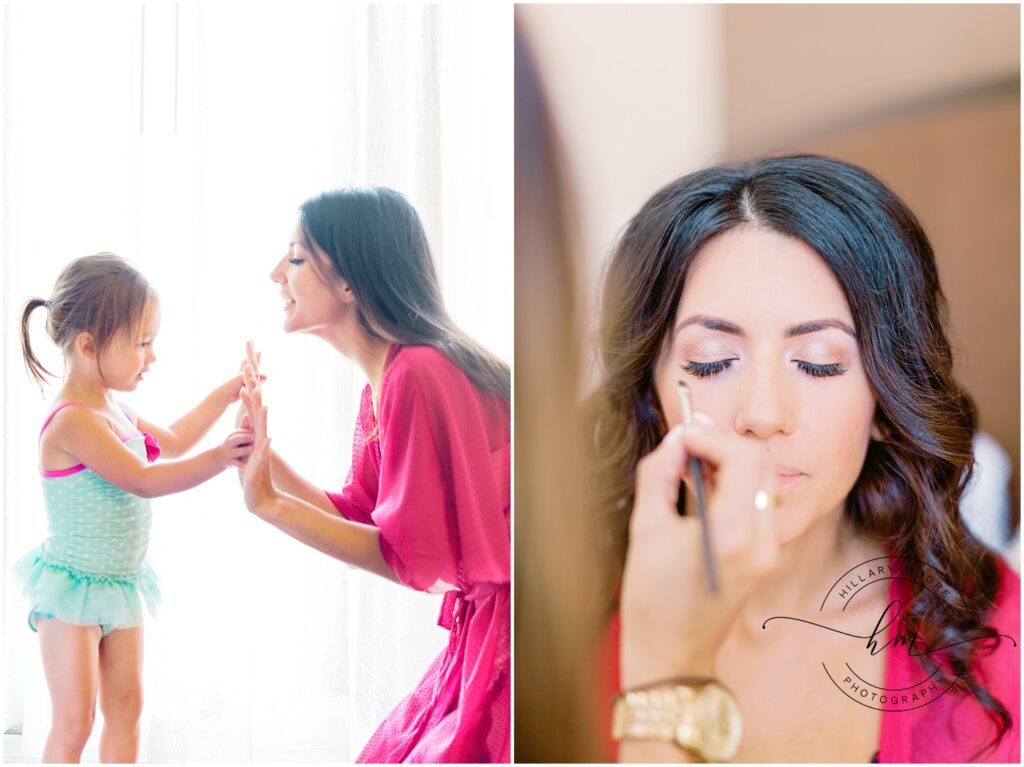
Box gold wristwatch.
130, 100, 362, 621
611, 679, 742, 762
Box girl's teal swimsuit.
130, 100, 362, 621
14, 403, 161, 636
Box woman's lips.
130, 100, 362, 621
777, 471, 806, 490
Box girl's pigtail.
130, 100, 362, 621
22, 298, 54, 390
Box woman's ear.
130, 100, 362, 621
870, 419, 887, 442
338, 279, 357, 305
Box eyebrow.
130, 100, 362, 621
675, 314, 856, 338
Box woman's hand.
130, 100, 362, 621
239, 359, 276, 517
233, 341, 265, 425
619, 417, 781, 689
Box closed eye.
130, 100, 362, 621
795, 361, 846, 378
288, 257, 305, 266
682, 359, 847, 379
682, 359, 736, 378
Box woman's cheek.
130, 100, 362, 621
821, 400, 874, 490
701, 398, 734, 430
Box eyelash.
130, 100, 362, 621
797, 361, 845, 378
289, 257, 305, 266
684, 359, 736, 378
682, 359, 847, 379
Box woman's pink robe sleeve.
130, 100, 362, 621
377, 357, 509, 591
326, 351, 510, 592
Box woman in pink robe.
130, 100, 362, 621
237, 187, 510, 763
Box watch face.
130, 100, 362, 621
696, 684, 743, 762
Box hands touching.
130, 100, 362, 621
218, 348, 265, 410
201, 344, 267, 470
238, 341, 276, 517
213, 427, 258, 469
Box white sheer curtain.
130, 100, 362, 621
1, 2, 511, 762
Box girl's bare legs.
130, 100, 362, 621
98, 626, 144, 763
38, 619, 101, 763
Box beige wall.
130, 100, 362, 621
516, 4, 726, 349
724, 4, 1019, 155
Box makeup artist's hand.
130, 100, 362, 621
620, 417, 780, 689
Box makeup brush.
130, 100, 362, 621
677, 380, 718, 593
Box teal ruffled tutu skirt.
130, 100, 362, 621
13, 547, 160, 633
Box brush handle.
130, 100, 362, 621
689, 455, 718, 592
677, 381, 718, 593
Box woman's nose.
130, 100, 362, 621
270, 255, 287, 283
733, 362, 794, 439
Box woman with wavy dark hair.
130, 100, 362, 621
596, 155, 1018, 762
237, 187, 510, 762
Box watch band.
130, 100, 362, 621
613, 684, 702, 743
612, 678, 742, 763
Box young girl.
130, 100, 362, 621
15, 253, 255, 764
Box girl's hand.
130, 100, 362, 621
619, 417, 781, 689
239, 357, 276, 517
219, 370, 266, 408
214, 428, 257, 469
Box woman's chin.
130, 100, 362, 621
772, 505, 815, 547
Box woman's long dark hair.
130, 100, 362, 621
299, 187, 509, 402
593, 154, 1011, 754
